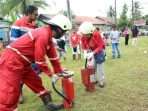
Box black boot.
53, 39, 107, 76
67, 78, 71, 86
40, 93, 64, 111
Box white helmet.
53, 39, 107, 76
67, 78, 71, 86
79, 22, 94, 34
48, 14, 72, 31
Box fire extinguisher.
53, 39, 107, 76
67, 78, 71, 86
52, 71, 75, 110
81, 59, 96, 92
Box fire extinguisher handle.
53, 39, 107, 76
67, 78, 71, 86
59, 71, 74, 78
59, 73, 73, 78
85, 59, 87, 68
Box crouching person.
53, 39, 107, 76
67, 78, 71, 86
0, 14, 72, 111
79, 22, 106, 88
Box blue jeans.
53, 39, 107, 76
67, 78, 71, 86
112, 43, 120, 58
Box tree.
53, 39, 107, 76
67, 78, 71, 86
107, 6, 115, 21
0, 0, 48, 22
133, 1, 142, 20
143, 15, 148, 25
63, 10, 75, 19
118, 4, 129, 29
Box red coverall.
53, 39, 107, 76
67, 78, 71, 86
10, 16, 37, 41
70, 33, 81, 48
81, 31, 105, 53
0, 26, 63, 111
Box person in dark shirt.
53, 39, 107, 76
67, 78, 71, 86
56, 36, 66, 60
131, 25, 139, 46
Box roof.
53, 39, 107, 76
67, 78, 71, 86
74, 16, 114, 25
96, 16, 114, 25
134, 19, 146, 26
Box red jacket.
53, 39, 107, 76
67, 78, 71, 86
70, 33, 81, 48
81, 31, 105, 54
9, 25, 63, 76
14, 16, 37, 29
10, 16, 37, 40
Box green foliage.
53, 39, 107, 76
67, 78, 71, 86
19, 37, 148, 111
118, 4, 129, 29
133, 1, 142, 20
146, 20, 148, 25
143, 15, 148, 19
143, 15, 148, 25
107, 6, 115, 19
63, 10, 75, 19
0, 0, 48, 23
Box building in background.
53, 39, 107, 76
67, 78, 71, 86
73, 16, 114, 31
134, 19, 148, 36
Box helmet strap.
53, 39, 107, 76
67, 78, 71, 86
51, 25, 66, 39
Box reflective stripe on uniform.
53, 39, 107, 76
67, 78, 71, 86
36, 56, 59, 64
35, 61, 46, 65
37, 90, 48, 97
10, 37, 17, 42
11, 25, 20, 29
20, 26, 33, 32
28, 31, 34, 40
11, 25, 33, 32
6, 45, 31, 63
48, 56, 59, 60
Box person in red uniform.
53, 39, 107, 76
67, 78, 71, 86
79, 22, 106, 87
10, 5, 40, 104
0, 14, 72, 111
10, 5, 38, 42
70, 31, 81, 60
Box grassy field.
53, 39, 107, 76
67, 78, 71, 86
19, 37, 148, 111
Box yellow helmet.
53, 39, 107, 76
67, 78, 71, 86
48, 14, 72, 31
79, 22, 94, 34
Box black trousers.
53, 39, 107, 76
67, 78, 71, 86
125, 34, 129, 45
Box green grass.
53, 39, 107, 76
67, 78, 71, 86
19, 37, 148, 111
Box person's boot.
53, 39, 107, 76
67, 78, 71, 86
72, 54, 76, 60
63, 56, 66, 60
40, 93, 64, 111
98, 81, 105, 88
78, 54, 81, 60
117, 54, 121, 58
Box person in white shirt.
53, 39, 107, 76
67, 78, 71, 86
110, 26, 121, 59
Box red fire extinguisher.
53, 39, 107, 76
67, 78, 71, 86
81, 59, 96, 92
52, 71, 75, 110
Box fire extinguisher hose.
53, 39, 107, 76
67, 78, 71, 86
51, 72, 74, 104
52, 81, 71, 104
